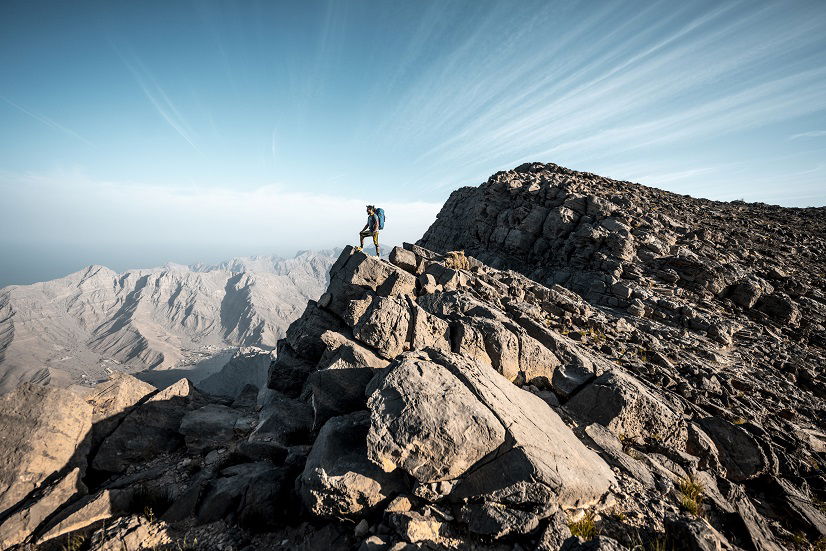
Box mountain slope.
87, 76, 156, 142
419, 161, 825, 426
0, 164, 824, 550
0, 251, 337, 393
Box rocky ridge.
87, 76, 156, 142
0, 163, 824, 551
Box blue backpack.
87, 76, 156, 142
375, 207, 385, 230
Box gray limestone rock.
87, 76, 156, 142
299, 411, 406, 518
0, 385, 92, 513
92, 378, 203, 473
566, 370, 687, 448
697, 417, 768, 482
179, 404, 243, 453
366, 352, 506, 483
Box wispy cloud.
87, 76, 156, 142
118, 54, 203, 154
0, 96, 95, 147
789, 130, 826, 140
372, 1, 826, 195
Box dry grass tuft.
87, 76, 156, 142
568, 510, 598, 540
678, 475, 705, 517
444, 250, 469, 270
61, 533, 86, 551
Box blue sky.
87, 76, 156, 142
1, 0, 825, 286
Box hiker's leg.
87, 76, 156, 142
359, 230, 368, 248
373, 231, 380, 256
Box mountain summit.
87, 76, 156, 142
0, 164, 823, 550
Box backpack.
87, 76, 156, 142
375, 207, 385, 230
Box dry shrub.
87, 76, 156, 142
444, 250, 469, 270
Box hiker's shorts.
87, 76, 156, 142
360, 229, 379, 246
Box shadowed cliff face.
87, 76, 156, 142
1, 165, 824, 551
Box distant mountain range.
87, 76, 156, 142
0, 250, 339, 394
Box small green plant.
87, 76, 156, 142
610, 508, 627, 522
791, 531, 808, 546
586, 326, 607, 345
61, 533, 86, 551
678, 475, 705, 517
618, 433, 634, 453
732, 417, 747, 425
647, 537, 668, 551
568, 509, 598, 540
143, 506, 155, 523
174, 536, 199, 551
814, 536, 826, 551
629, 532, 670, 551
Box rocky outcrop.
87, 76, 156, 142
277, 245, 621, 544
92, 378, 205, 473
0, 384, 92, 512
299, 410, 406, 518
1, 162, 824, 551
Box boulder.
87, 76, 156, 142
664, 514, 729, 551
179, 404, 243, 453
299, 411, 406, 518
565, 370, 686, 448
286, 301, 346, 363
87, 515, 171, 551
534, 511, 573, 551
724, 484, 785, 551
583, 423, 656, 489
366, 352, 506, 483
454, 317, 518, 380
84, 373, 156, 448
0, 384, 92, 513
267, 342, 317, 397
352, 296, 412, 359
407, 300, 451, 353
418, 351, 616, 536
249, 391, 314, 448
728, 280, 765, 308
697, 417, 767, 482
515, 328, 563, 389
37, 488, 133, 543
309, 338, 387, 428
326, 247, 416, 317
505, 305, 607, 396
418, 273, 438, 294
197, 462, 289, 527
764, 477, 826, 539
755, 293, 800, 325
389, 510, 455, 545
389, 246, 418, 274
0, 468, 85, 549
92, 378, 203, 473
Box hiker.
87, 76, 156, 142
357, 205, 383, 256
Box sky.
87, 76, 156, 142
1, 0, 825, 286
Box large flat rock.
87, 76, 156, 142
0, 384, 92, 513
367, 352, 506, 483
